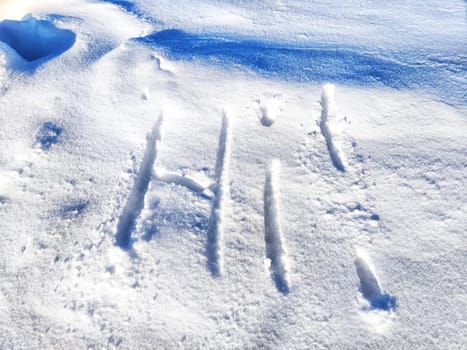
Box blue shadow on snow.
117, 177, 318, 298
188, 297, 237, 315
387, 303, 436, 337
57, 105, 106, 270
61, 201, 88, 219
98, 0, 159, 23
100, 0, 137, 13
367, 292, 397, 311
136, 29, 466, 104
36, 121, 63, 150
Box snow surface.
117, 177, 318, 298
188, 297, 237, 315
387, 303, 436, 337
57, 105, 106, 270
0, 0, 466, 349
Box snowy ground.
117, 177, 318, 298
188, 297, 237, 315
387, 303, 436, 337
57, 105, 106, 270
0, 1, 466, 349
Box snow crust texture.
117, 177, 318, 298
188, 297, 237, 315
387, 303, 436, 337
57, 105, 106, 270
0, 0, 466, 349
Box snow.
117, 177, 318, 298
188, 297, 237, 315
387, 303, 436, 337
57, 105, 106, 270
130, 0, 467, 51
0, 0, 466, 349
264, 159, 291, 294
319, 84, 347, 172
0, 16, 75, 68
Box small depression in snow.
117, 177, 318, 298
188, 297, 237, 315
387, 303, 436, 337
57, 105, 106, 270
36, 121, 63, 150
0, 16, 75, 67
61, 201, 88, 219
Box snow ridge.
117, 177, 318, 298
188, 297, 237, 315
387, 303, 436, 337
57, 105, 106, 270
115, 115, 163, 249
264, 159, 290, 294
206, 112, 232, 276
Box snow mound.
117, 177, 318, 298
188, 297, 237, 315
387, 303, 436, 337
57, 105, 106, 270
259, 96, 282, 127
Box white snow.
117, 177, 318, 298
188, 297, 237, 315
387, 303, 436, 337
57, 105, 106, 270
133, 0, 466, 51
263, 159, 290, 294
319, 84, 348, 172
0, 0, 466, 349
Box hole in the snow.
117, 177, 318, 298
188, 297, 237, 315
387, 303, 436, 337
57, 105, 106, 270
61, 201, 88, 219
36, 121, 63, 150
0, 196, 8, 205
0, 17, 75, 63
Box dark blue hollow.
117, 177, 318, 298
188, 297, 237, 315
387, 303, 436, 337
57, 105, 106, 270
0, 17, 75, 65
370, 293, 397, 311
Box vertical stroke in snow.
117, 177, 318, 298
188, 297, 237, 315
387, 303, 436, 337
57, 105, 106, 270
115, 115, 163, 249
264, 159, 290, 294
206, 112, 232, 276
320, 84, 346, 172
355, 248, 396, 311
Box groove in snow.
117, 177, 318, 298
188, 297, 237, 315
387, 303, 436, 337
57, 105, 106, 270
206, 112, 232, 276
115, 115, 163, 249
320, 84, 346, 172
264, 159, 290, 294
355, 248, 396, 311
154, 168, 213, 199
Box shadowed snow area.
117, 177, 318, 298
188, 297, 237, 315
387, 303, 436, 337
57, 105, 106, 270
35, 121, 63, 150
137, 29, 466, 105
0, 16, 75, 69
355, 249, 396, 311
